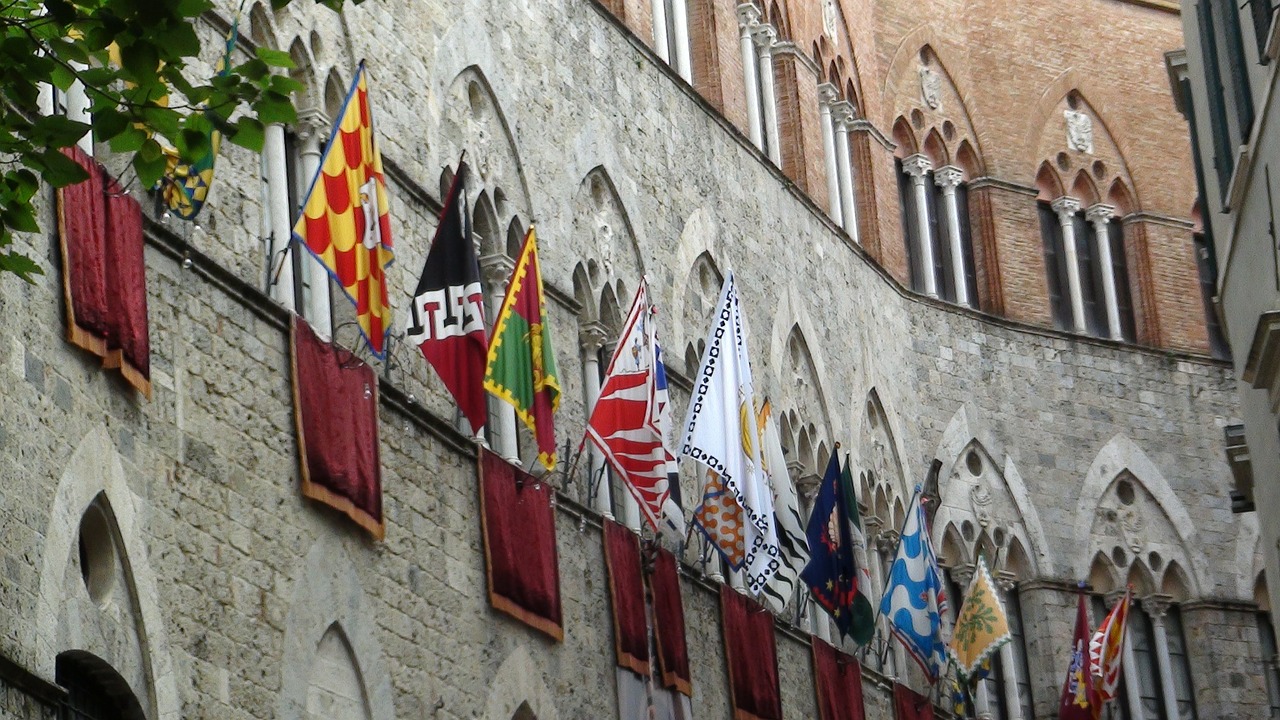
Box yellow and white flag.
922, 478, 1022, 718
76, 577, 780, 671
681, 272, 780, 595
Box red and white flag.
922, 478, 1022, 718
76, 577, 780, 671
1089, 588, 1131, 703
586, 278, 679, 534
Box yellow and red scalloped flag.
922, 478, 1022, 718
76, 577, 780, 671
292, 62, 394, 356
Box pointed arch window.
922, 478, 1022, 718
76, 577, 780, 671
1038, 198, 1135, 341
1257, 610, 1280, 717
897, 154, 976, 307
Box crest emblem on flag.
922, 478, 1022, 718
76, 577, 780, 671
292, 63, 394, 357
1060, 586, 1103, 720
682, 272, 780, 594
880, 487, 949, 682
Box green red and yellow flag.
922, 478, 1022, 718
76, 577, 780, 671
484, 227, 560, 470
292, 62, 394, 356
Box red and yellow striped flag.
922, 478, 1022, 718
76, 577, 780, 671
293, 63, 394, 356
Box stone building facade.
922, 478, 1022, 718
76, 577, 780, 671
0, 0, 1269, 719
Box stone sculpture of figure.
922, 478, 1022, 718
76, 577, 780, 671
1065, 109, 1093, 154
822, 0, 838, 43
920, 66, 942, 110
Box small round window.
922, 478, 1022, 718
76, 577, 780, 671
78, 502, 116, 605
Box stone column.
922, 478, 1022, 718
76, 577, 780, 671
833, 101, 859, 243
877, 530, 906, 675
66, 62, 92, 154
753, 24, 781, 165
1087, 203, 1123, 340
736, 4, 763, 150
297, 108, 333, 337
797, 470, 831, 642
816, 84, 842, 227
935, 165, 970, 306
995, 573, 1025, 720
1143, 594, 1181, 718
481, 253, 519, 462
902, 154, 937, 297
650, 0, 670, 63
670, 0, 692, 82
579, 322, 613, 518
264, 123, 296, 309
1051, 196, 1086, 333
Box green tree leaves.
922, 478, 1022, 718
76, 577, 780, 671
0, 0, 347, 283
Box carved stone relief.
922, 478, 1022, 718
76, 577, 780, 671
1065, 109, 1093, 154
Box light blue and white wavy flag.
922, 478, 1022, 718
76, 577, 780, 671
880, 487, 950, 683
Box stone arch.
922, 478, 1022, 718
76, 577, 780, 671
473, 189, 502, 257
1161, 561, 1192, 601
562, 167, 647, 308
484, 645, 560, 720
676, 250, 723, 376
1027, 81, 1139, 212
1106, 178, 1136, 216
249, 2, 280, 50
859, 389, 910, 524
881, 33, 987, 165
766, 284, 839, 440
955, 140, 981, 179
305, 624, 372, 719
33, 425, 179, 719
288, 37, 316, 103
277, 534, 394, 720
667, 207, 718, 360
322, 68, 347, 124
1088, 551, 1121, 592
1036, 161, 1064, 201
922, 127, 948, 167
57, 649, 147, 720
892, 116, 917, 158
1070, 170, 1099, 207
434, 66, 533, 241
1074, 435, 1209, 594
932, 405, 1052, 576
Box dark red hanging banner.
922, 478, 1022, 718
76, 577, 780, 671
812, 638, 865, 720
290, 316, 384, 538
603, 519, 649, 675
651, 546, 692, 696
478, 447, 563, 641
893, 683, 935, 720
57, 146, 151, 397
720, 584, 781, 720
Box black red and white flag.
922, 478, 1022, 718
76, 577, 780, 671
407, 166, 488, 434
586, 278, 682, 536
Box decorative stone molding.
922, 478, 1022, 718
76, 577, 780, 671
479, 253, 515, 288
919, 66, 942, 110
822, 0, 838, 43
831, 100, 856, 129
817, 82, 839, 107
995, 571, 1018, 595
751, 23, 777, 50
934, 165, 964, 189
295, 107, 331, 144
1050, 195, 1081, 218
578, 321, 608, 356
1085, 203, 1115, 224
735, 2, 760, 28
1140, 593, 1173, 618
901, 153, 933, 178
1065, 109, 1093, 154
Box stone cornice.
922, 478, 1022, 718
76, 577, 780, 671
967, 176, 1038, 196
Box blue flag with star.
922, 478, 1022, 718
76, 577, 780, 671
800, 450, 860, 640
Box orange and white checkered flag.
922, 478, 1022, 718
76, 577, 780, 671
292, 62, 394, 356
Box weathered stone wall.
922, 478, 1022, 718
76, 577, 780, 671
0, 0, 1265, 718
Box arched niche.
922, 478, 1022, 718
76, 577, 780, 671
306, 623, 372, 719
678, 252, 723, 376
277, 534, 393, 720
564, 167, 647, 319
34, 425, 179, 719
484, 645, 559, 720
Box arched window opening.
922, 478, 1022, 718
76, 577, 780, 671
56, 650, 147, 720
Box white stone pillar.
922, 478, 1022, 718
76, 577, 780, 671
935, 165, 970, 306
66, 62, 92, 154
579, 322, 613, 518
902, 154, 937, 297
297, 109, 333, 338
1143, 595, 1181, 719
1051, 196, 1086, 333
753, 24, 781, 165
671, 0, 692, 82
650, 0, 671, 63
736, 4, 762, 150
1113, 593, 1145, 720
1087, 203, 1123, 340
833, 101, 860, 243
264, 123, 296, 309
481, 254, 519, 462
996, 575, 1025, 720
816, 83, 842, 227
